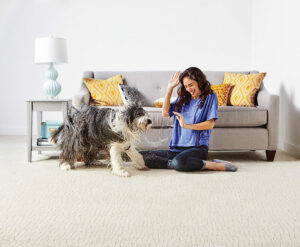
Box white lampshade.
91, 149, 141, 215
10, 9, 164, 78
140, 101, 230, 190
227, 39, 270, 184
34, 37, 68, 64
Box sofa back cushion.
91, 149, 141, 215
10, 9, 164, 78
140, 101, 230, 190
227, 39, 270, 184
83, 70, 260, 107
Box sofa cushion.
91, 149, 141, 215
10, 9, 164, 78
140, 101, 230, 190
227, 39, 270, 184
215, 106, 267, 127
146, 105, 267, 128
94, 105, 267, 128
145, 106, 267, 128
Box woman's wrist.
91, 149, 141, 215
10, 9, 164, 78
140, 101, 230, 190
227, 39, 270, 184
182, 123, 189, 129
167, 86, 174, 91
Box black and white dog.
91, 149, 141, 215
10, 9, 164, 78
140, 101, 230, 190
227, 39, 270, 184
50, 104, 152, 177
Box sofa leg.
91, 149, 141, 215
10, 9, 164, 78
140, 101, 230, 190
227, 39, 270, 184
266, 150, 276, 161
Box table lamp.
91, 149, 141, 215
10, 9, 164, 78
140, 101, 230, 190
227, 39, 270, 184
34, 36, 68, 99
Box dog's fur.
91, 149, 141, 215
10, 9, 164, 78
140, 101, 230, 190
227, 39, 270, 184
50, 104, 152, 177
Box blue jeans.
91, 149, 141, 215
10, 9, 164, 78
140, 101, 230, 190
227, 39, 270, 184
139, 145, 208, 171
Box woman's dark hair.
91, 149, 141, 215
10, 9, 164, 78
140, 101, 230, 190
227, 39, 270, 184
176, 67, 213, 111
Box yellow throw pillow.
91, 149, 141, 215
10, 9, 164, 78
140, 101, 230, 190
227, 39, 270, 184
83, 75, 124, 106
154, 97, 177, 108
223, 72, 266, 107
211, 84, 232, 106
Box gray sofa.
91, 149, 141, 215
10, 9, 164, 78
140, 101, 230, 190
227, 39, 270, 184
73, 71, 279, 161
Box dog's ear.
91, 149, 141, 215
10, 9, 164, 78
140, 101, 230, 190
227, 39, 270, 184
119, 84, 128, 105
119, 85, 143, 106
120, 104, 142, 126
124, 104, 136, 125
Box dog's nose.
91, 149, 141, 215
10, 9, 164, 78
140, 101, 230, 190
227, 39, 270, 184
147, 119, 152, 124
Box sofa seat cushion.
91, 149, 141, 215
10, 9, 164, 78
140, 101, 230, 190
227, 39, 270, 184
144, 106, 267, 128
215, 106, 267, 127
94, 106, 267, 128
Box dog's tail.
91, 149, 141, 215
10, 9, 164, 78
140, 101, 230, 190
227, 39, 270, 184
50, 111, 75, 145
49, 124, 64, 145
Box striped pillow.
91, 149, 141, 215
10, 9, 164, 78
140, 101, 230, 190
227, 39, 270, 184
83, 75, 124, 106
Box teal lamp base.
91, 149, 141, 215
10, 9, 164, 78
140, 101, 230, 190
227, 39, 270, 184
43, 63, 61, 99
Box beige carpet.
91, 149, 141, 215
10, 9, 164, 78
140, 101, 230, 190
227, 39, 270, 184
0, 136, 300, 247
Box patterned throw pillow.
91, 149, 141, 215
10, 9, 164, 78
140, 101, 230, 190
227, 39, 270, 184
154, 97, 177, 108
83, 75, 124, 106
211, 84, 232, 106
223, 72, 266, 107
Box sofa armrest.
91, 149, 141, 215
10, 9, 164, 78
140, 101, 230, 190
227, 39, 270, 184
257, 86, 279, 150
72, 83, 90, 109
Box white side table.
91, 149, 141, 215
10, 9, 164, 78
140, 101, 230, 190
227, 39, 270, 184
26, 99, 72, 162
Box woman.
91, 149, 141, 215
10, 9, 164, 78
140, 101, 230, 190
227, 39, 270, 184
140, 67, 237, 172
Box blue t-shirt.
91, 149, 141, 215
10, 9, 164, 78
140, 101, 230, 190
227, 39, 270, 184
169, 92, 218, 150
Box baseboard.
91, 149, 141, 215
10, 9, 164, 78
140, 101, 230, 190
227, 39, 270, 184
279, 139, 300, 158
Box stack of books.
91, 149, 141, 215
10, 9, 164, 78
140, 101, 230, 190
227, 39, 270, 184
37, 138, 54, 146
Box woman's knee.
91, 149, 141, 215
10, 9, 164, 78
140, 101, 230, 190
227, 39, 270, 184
171, 157, 187, 171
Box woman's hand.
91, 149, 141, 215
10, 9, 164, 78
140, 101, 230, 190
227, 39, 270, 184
168, 72, 181, 89
173, 112, 186, 128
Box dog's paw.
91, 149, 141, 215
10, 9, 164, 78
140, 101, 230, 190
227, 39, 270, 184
137, 165, 150, 171
132, 162, 149, 170
132, 160, 149, 170
60, 163, 72, 171
112, 169, 131, 177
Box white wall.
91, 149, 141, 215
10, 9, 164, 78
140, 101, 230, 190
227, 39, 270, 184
0, 0, 252, 135
252, 0, 300, 157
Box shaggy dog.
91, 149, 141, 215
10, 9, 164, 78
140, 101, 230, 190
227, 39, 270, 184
50, 104, 152, 177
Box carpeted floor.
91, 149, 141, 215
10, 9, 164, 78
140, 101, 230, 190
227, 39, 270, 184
0, 135, 300, 247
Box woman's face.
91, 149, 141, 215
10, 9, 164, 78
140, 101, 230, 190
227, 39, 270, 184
182, 76, 201, 99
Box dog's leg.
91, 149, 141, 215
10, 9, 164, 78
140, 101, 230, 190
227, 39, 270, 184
126, 146, 149, 170
110, 144, 131, 177
83, 149, 102, 167
59, 150, 76, 171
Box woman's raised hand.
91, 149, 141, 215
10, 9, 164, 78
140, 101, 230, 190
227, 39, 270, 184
168, 72, 181, 89
173, 111, 186, 128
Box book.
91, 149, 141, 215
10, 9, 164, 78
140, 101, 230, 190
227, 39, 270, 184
37, 138, 55, 146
